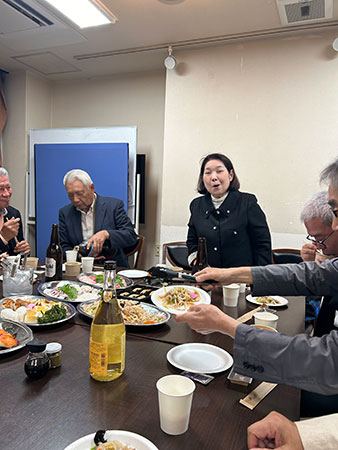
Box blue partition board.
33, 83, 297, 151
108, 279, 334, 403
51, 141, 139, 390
35, 142, 129, 258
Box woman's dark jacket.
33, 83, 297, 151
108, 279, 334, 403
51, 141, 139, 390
187, 191, 272, 268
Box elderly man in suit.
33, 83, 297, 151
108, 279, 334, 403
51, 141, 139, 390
59, 169, 137, 267
0, 167, 30, 255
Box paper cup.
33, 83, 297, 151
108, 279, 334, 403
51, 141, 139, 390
66, 250, 78, 262
239, 283, 246, 293
156, 374, 195, 435
254, 311, 279, 329
65, 261, 81, 277
222, 283, 240, 307
81, 256, 94, 273
26, 257, 38, 270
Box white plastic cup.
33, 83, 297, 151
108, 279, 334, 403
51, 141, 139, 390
254, 311, 279, 329
81, 256, 94, 273
239, 283, 246, 293
222, 283, 240, 307
156, 374, 195, 435
66, 250, 78, 262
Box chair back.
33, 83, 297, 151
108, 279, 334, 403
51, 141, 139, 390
162, 241, 190, 271
272, 248, 302, 264
123, 234, 145, 269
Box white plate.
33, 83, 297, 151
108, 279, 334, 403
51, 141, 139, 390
246, 294, 288, 307
118, 269, 149, 278
167, 343, 233, 374
64, 430, 159, 450
151, 285, 211, 315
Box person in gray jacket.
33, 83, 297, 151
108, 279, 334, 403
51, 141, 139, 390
175, 157, 338, 396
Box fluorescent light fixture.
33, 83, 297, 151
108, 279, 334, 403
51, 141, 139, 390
43, 0, 117, 28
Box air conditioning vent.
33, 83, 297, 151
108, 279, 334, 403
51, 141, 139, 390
276, 0, 333, 25
1, 0, 53, 26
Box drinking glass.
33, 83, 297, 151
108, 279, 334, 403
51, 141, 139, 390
3, 265, 34, 297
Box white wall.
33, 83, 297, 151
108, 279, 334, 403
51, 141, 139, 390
161, 33, 338, 251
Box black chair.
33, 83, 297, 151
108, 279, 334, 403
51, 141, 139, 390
123, 234, 145, 269
162, 241, 191, 271
272, 248, 302, 264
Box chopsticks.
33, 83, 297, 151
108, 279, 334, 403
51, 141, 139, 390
237, 305, 264, 323
239, 382, 278, 410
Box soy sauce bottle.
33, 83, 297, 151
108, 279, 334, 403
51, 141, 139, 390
192, 237, 208, 274
45, 224, 62, 281
24, 341, 50, 380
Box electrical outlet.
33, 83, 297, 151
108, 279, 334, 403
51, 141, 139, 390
155, 244, 160, 257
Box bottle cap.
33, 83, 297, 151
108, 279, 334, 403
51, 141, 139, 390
104, 260, 117, 270
46, 342, 62, 354
26, 340, 47, 352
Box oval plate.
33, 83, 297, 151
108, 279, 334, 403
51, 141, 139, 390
64, 430, 159, 450
151, 285, 211, 315
167, 343, 233, 374
77, 299, 170, 327
0, 295, 76, 327
118, 269, 149, 279
39, 280, 100, 303
246, 294, 288, 308
77, 272, 133, 289
0, 318, 33, 354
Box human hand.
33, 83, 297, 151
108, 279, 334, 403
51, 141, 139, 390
194, 266, 253, 286
300, 243, 316, 262
87, 230, 109, 257
1, 217, 20, 241
174, 304, 239, 337
247, 411, 304, 450
14, 240, 30, 254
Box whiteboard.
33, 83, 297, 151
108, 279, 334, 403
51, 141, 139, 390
29, 126, 137, 220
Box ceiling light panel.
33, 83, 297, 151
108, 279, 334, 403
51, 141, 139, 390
42, 0, 117, 28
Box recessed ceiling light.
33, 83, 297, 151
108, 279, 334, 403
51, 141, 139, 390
43, 0, 117, 28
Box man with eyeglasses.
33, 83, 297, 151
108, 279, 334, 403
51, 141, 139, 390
300, 191, 338, 264
176, 158, 338, 448
300, 191, 338, 337
0, 167, 30, 255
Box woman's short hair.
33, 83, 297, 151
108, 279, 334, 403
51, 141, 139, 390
197, 153, 240, 194
300, 191, 332, 227
63, 169, 93, 187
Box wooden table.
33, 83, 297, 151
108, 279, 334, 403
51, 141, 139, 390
0, 275, 304, 450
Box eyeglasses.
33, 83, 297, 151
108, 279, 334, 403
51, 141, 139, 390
306, 230, 335, 249
331, 209, 338, 218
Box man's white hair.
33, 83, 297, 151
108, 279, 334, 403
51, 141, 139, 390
300, 191, 332, 227
0, 168, 9, 179
63, 169, 93, 187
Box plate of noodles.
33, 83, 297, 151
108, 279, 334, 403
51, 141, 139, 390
77, 299, 170, 326
151, 285, 211, 315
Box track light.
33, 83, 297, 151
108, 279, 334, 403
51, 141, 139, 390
164, 46, 176, 70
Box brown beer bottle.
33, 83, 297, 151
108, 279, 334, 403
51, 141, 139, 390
192, 237, 208, 274
45, 224, 63, 281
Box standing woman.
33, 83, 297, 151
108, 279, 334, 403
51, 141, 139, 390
187, 153, 272, 268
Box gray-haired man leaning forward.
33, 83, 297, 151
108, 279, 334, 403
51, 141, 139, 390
59, 169, 137, 267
